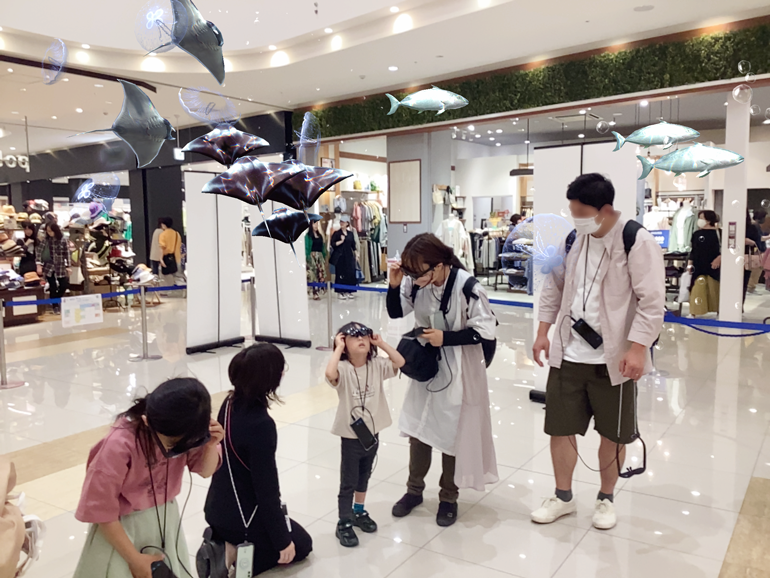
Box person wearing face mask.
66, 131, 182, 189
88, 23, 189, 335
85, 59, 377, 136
531, 173, 665, 530
686, 211, 722, 316
386, 234, 498, 527
73, 378, 223, 578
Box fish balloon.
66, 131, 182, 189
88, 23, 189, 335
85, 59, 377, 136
182, 125, 268, 167
613, 121, 699, 151
637, 143, 744, 180
73, 80, 174, 168
147, 0, 225, 84
386, 86, 468, 116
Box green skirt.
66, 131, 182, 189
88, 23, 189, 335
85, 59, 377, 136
73, 500, 191, 578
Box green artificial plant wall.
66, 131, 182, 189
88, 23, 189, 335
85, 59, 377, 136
294, 23, 770, 137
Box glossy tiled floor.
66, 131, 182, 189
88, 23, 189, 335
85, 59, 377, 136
3, 286, 770, 578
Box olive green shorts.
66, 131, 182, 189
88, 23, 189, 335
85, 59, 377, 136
544, 360, 638, 445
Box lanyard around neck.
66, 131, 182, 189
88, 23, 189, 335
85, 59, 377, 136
582, 236, 607, 314
224, 399, 258, 532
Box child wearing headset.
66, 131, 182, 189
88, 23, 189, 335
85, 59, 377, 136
73, 378, 223, 578
325, 322, 405, 548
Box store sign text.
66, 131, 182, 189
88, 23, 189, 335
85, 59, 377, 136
0, 151, 30, 173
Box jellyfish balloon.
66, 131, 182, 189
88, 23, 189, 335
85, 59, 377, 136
179, 87, 239, 126
42, 39, 68, 85
511, 214, 574, 293
296, 112, 321, 166
74, 173, 121, 202
135, 0, 189, 54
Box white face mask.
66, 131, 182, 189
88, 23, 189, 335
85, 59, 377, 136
697, 218, 708, 229
573, 215, 602, 235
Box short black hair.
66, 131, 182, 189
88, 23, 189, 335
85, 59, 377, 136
160, 217, 174, 228
698, 210, 720, 226
228, 343, 284, 408
566, 173, 615, 210
754, 209, 767, 223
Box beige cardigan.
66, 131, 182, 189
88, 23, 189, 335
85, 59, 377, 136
538, 218, 666, 385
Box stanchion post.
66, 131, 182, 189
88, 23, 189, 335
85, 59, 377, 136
327, 280, 333, 348
130, 286, 162, 362
0, 299, 26, 390
250, 277, 257, 341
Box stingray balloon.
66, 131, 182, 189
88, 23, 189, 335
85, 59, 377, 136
182, 125, 269, 167
252, 208, 322, 259
149, 0, 226, 84
267, 160, 353, 215
73, 80, 174, 168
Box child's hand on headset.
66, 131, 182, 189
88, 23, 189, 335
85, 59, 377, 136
208, 419, 224, 447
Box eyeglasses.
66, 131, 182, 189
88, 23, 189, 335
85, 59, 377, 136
402, 265, 436, 280
340, 325, 374, 338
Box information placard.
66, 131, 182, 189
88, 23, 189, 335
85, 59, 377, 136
61, 294, 104, 328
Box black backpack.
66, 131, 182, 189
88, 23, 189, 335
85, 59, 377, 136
410, 268, 498, 367
565, 220, 643, 256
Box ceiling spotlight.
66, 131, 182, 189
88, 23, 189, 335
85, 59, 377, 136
316, 87, 320, 91
94, 83, 103, 88
524, 139, 530, 144
468, 125, 475, 131
388, 66, 398, 71
82, 43, 90, 49
640, 100, 649, 107
487, 130, 492, 134
393, 13, 413, 33
324, 28, 333, 33
268, 45, 277, 51
496, 129, 502, 133
51, 115, 57, 119
475, 134, 481, 138
63, 78, 69, 82
724, 102, 728, 106
495, 143, 501, 147
331, 35, 342, 50
578, 133, 585, 138
76, 108, 83, 113
270, 51, 290, 67
9, 147, 16, 151
390, 6, 400, 12
579, 109, 586, 114
763, 119, 770, 125
609, 120, 616, 126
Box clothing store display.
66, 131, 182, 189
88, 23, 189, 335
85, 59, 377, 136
435, 216, 473, 270
643, 207, 669, 231
333, 196, 347, 213
305, 231, 327, 298
350, 200, 387, 282
669, 206, 696, 252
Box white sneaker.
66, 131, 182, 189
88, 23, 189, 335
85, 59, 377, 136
531, 496, 577, 524
592, 499, 617, 530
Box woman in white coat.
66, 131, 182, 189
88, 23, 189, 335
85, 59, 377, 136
386, 233, 498, 527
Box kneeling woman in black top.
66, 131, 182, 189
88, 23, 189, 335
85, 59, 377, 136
204, 344, 312, 575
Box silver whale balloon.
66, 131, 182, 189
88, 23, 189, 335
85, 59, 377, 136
386, 86, 468, 116
73, 80, 174, 168
613, 121, 699, 151
637, 143, 744, 180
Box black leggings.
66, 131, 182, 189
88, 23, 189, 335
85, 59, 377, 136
338, 436, 378, 520
47, 275, 69, 301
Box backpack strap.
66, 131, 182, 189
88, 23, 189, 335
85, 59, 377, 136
565, 229, 577, 255
462, 276, 479, 303
622, 220, 643, 255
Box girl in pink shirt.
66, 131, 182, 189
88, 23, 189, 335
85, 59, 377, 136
73, 378, 223, 578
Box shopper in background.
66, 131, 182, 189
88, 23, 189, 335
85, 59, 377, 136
158, 217, 183, 290
329, 215, 358, 300
532, 173, 665, 530
17, 221, 38, 276
325, 322, 405, 548
204, 344, 312, 576
742, 209, 764, 304
72, 378, 223, 578
508, 213, 524, 232
387, 233, 498, 527
305, 220, 327, 300
149, 218, 164, 277
687, 210, 722, 316
36, 223, 70, 314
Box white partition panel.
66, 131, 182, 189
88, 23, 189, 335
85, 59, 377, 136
533, 146, 582, 219
582, 141, 639, 221
185, 171, 245, 353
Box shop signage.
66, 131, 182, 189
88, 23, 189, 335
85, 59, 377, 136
61, 294, 104, 328
0, 151, 30, 173
650, 229, 670, 249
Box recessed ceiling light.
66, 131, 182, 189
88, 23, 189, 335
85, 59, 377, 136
331, 35, 342, 50
478, 0, 491, 6
9, 147, 16, 151
6, 68, 12, 73
388, 66, 398, 71
268, 45, 277, 51
11, 111, 18, 115
393, 13, 413, 33
475, 134, 481, 138
19, 88, 25, 92
82, 43, 90, 49
62, 78, 69, 82
495, 143, 501, 147
633, 5, 655, 12
271, 51, 290, 67
579, 109, 586, 114
487, 130, 492, 134
324, 28, 333, 33
496, 129, 502, 133
316, 87, 320, 91
94, 83, 103, 88
489, 137, 495, 141
468, 125, 475, 131
51, 115, 57, 119
578, 133, 585, 138
76, 108, 83, 113
640, 100, 649, 107
609, 120, 616, 126
0, 27, 3, 31
763, 119, 770, 125
524, 139, 530, 144
75, 51, 89, 63
390, 6, 400, 12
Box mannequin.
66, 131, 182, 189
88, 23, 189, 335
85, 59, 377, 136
669, 201, 696, 252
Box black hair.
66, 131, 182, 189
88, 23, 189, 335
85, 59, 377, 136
119, 377, 211, 464
228, 343, 284, 408
22, 221, 38, 245
46, 222, 64, 241
510, 214, 522, 226
157, 218, 165, 228
566, 173, 615, 210
401, 233, 465, 276
160, 217, 174, 228
337, 322, 377, 362
698, 210, 720, 227
754, 209, 767, 224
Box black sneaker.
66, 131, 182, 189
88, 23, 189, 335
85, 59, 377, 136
392, 493, 423, 518
335, 519, 359, 547
353, 510, 378, 533
436, 501, 458, 527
